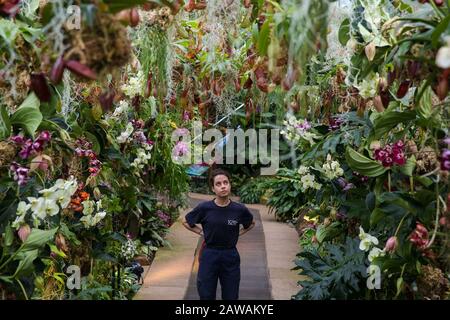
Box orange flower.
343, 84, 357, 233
79, 192, 90, 201
71, 197, 81, 206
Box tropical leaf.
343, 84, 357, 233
13, 249, 39, 278
345, 147, 387, 177
0, 105, 11, 139
256, 19, 271, 56
338, 18, 350, 46
21, 227, 58, 252
18, 93, 40, 110
399, 155, 416, 177
10, 107, 43, 138
370, 110, 416, 140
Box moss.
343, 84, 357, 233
417, 265, 449, 299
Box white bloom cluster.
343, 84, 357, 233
436, 36, 450, 69
322, 154, 344, 180
297, 165, 322, 191
131, 147, 153, 171
281, 115, 318, 146
113, 100, 130, 118
356, 72, 379, 99
121, 70, 145, 98
79, 199, 107, 228
359, 226, 385, 262
117, 123, 134, 144
358, 226, 378, 251
121, 238, 137, 260
12, 177, 78, 229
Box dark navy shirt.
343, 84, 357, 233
185, 199, 254, 249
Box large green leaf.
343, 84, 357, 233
345, 147, 387, 177
256, 19, 271, 56
18, 93, 40, 110
10, 107, 43, 138
13, 249, 39, 278
21, 227, 58, 252
370, 110, 416, 140
0, 105, 11, 139
399, 155, 416, 177
370, 208, 385, 227
431, 14, 450, 48
4, 224, 14, 247
416, 86, 432, 120
338, 18, 350, 46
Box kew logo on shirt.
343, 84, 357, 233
228, 219, 238, 226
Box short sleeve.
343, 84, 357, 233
185, 204, 204, 228
240, 206, 253, 229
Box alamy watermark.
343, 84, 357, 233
367, 265, 381, 290
66, 265, 80, 290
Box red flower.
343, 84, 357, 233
0, 0, 20, 17
374, 140, 407, 167
409, 222, 429, 250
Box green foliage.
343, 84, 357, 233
10, 107, 43, 138
266, 168, 306, 222
0, 106, 11, 139
345, 147, 387, 177
237, 177, 272, 204
293, 237, 367, 300
147, 114, 189, 200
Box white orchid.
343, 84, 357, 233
356, 72, 380, 99
33, 198, 59, 219
436, 36, 450, 69
96, 211, 106, 220
121, 70, 145, 98
368, 247, 385, 262
359, 226, 379, 251
113, 100, 130, 118
131, 148, 152, 170
297, 165, 309, 175
300, 173, 321, 191
64, 177, 78, 195
80, 200, 107, 228
80, 215, 93, 227
83, 200, 95, 216
12, 214, 25, 229
281, 114, 319, 146
51, 189, 72, 209
92, 211, 107, 225
117, 123, 134, 144
30, 197, 46, 220
38, 188, 54, 198
16, 201, 30, 216
18, 177, 79, 225
322, 154, 344, 180
44, 199, 60, 217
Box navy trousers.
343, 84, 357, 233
197, 246, 240, 300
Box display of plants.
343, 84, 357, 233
0, 0, 448, 301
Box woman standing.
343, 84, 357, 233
182, 169, 255, 300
